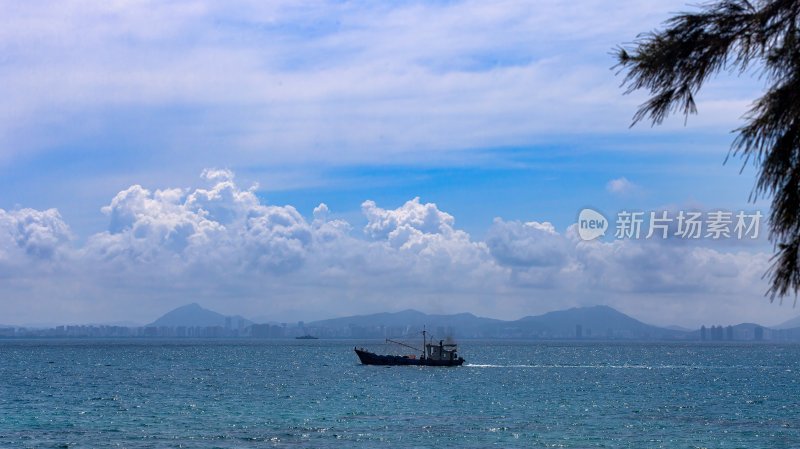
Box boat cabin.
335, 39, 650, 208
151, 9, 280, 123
425, 340, 459, 362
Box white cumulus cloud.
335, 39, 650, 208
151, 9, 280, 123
606, 177, 639, 195
86, 170, 312, 274
487, 218, 567, 268
0, 208, 72, 261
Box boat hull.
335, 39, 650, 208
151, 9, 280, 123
354, 348, 464, 366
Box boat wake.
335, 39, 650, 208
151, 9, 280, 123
466, 364, 532, 368
465, 364, 695, 369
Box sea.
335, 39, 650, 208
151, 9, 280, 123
1, 339, 799, 448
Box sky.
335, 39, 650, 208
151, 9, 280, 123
1, 0, 797, 328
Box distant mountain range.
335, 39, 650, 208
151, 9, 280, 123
307, 305, 685, 339
146, 303, 800, 340
310, 309, 503, 333
9, 302, 800, 341
148, 303, 253, 328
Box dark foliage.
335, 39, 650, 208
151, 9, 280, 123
615, 0, 800, 303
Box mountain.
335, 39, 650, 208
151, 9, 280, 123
487, 305, 685, 339
310, 309, 503, 337
730, 323, 766, 337
311, 309, 501, 327
148, 303, 253, 328
774, 315, 800, 330
308, 305, 687, 340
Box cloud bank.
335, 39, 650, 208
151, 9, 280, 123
0, 170, 777, 327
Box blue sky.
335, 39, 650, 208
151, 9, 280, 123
0, 0, 794, 327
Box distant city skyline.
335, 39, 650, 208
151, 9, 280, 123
0, 1, 791, 328
4, 301, 800, 333
5, 303, 800, 342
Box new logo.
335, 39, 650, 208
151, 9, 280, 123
577, 208, 608, 241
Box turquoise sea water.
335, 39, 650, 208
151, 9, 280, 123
1, 339, 799, 448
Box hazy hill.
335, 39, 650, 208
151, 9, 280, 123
148, 303, 252, 328
775, 315, 800, 330
310, 309, 503, 336
731, 323, 767, 339
308, 305, 686, 339
485, 305, 685, 339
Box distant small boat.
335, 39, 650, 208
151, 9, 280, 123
354, 329, 464, 367
295, 335, 319, 340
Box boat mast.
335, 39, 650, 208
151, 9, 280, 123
422, 326, 427, 360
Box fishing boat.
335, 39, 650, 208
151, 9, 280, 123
354, 329, 465, 366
